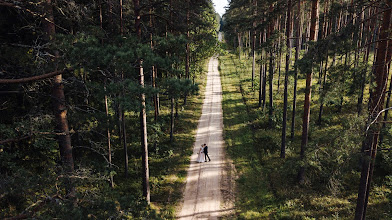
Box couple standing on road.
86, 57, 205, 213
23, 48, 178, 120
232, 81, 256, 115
197, 143, 211, 163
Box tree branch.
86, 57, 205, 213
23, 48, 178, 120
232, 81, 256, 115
0, 68, 72, 84
0, 135, 32, 145
366, 107, 392, 132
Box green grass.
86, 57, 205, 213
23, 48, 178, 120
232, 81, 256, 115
219, 52, 392, 219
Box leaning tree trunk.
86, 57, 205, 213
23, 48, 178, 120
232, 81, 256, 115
134, 0, 150, 204
298, 0, 319, 184
43, 0, 75, 196
281, 0, 292, 158
355, 1, 392, 219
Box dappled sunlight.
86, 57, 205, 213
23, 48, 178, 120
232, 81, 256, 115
177, 57, 230, 219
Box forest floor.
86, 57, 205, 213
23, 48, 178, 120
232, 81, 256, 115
176, 57, 235, 219
217, 52, 391, 219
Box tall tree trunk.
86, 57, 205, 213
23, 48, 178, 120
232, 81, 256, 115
259, 29, 266, 108
268, 13, 275, 127
379, 68, 392, 146
134, 0, 150, 204
43, 0, 74, 196
170, 97, 175, 142
281, 0, 292, 158
355, 1, 392, 219
121, 109, 128, 178
100, 3, 114, 188
149, 1, 159, 121
238, 32, 242, 60
268, 50, 274, 127
120, 0, 123, 35
298, 0, 319, 184
251, 0, 257, 88
277, 15, 283, 92
291, 0, 302, 139
104, 82, 114, 188
119, 0, 129, 179
358, 7, 373, 115
317, 53, 329, 124
185, 1, 190, 79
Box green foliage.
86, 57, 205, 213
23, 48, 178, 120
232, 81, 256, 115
219, 50, 391, 219
1, 0, 217, 218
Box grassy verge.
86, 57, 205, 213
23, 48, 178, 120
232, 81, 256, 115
219, 52, 391, 219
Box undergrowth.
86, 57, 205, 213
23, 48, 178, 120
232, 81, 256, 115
219, 52, 391, 219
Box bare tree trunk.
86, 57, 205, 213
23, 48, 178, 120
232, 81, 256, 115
281, 0, 292, 158
277, 15, 283, 92
121, 109, 128, 178
170, 97, 175, 143
43, 0, 74, 196
268, 13, 276, 127
238, 32, 242, 60
186, 1, 190, 79
358, 7, 374, 115
268, 50, 274, 127
104, 82, 114, 188
379, 68, 392, 145
139, 61, 150, 204
291, 0, 302, 140
259, 29, 266, 108
298, 0, 319, 184
251, 0, 257, 88
134, 0, 150, 204
355, 1, 392, 219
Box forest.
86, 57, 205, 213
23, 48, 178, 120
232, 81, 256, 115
221, 0, 392, 219
0, 0, 218, 219
1, 0, 392, 219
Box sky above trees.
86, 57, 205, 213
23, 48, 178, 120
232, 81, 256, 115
212, 0, 228, 16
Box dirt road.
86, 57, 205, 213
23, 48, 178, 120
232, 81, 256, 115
177, 57, 232, 219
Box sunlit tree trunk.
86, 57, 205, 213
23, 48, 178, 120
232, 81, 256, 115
268, 8, 275, 127
238, 32, 242, 60
43, 0, 74, 196
281, 0, 292, 158
355, 1, 392, 219
291, 0, 302, 139
104, 82, 114, 188
134, 0, 150, 204
251, 0, 257, 87
298, 0, 319, 184
170, 97, 175, 143
259, 28, 266, 108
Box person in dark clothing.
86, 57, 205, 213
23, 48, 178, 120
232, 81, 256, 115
203, 143, 211, 162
